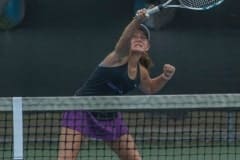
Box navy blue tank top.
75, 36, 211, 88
75, 63, 141, 120
75, 63, 141, 96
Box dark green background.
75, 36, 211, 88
0, 0, 239, 96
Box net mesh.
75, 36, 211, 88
1, 94, 240, 160
0, 98, 12, 160
0, 111, 12, 160
179, 0, 224, 9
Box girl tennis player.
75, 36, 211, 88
58, 9, 175, 160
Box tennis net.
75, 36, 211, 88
1, 94, 240, 160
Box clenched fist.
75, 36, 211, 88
162, 64, 176, 80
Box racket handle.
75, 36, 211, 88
146, 6, 160, 16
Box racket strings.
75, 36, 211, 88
179, 0, 223, 9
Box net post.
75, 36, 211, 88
227, 112, 236, 143
12, 97, 24, 160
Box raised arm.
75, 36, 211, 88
114, 9, 147, 57
139, 64, 176, 94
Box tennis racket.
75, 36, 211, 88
146, 0, 224, 16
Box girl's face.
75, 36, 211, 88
130, 30, 150, 54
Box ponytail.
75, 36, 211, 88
139, 53, 154, 70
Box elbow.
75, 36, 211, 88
140, 87, 152, 95
140, 80, 159, 95
148, 81, 158, 94
147, 84, 162, 95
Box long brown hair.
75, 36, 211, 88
139, 53, 154, 70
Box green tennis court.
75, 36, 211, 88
2, 143, 240, 160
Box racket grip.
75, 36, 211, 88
146, 6, 160, 16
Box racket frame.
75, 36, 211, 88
146, 0, 224, 16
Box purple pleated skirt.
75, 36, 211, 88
61, 111, 129, 141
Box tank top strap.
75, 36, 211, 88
136, 63, 141, 86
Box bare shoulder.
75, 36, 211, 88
100, 51, 128, 67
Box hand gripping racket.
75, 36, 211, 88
146, 0, 224, 16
